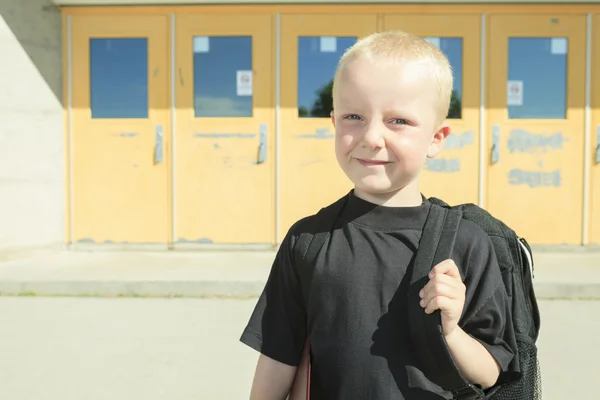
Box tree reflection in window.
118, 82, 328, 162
297, 36, 357, 118
448, 90, 462, 119
298, 79, 462, 119
298, 80, 333, 118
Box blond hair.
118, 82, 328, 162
332, 31, 454, 124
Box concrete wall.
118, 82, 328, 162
0, 0, 64, 258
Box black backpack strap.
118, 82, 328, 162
409, 204, 485, 400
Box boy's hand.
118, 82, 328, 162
419, 259, 465, 338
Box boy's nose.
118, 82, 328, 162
361, 125, 385, 149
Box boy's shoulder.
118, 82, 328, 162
427, 199, 501, 250
426, 199, 524, 293
282, 193, 351, 263
454, 214, 495, 249
287, 193, 350, 238
452, 217, 498, 277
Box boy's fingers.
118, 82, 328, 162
422, 272, 460, 293
430, 259, 461, 279
424, 296, 451, 314
420, 288, 451, 307
420, 275, 457, 299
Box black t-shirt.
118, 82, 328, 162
240, 191, 518, 399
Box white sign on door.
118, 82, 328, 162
193, 36, 209, 53
236, 70, 253, 96
550, 38, 568, 55
507, 80, 523, 106
320, 37, 337, 52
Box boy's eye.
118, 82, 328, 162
344, 114, 362, 120
392, 119, 408, 125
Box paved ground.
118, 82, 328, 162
0, 297, 597, 399
0, 249, 599, 299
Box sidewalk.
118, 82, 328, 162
0, 249, 598, 299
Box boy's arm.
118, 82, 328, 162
250, 354, 298, 400
288, 339, 310, 400
444, 326, 501, 389
240, 227, 308, 399
421, 226, 518, 390
421, 260, 502, 389
250, 341, 310, 400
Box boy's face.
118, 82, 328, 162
331, 58, 450, 203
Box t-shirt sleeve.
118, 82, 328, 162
239, 226, 307, 367
454, 221, 519, 380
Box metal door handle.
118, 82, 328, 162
491, 124, 500, 164
155, 125, 163, 164
595, 126, 600, 164
257, 124, 267, 164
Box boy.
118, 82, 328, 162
240, 31, 518, 399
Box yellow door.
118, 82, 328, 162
487, 15, 586, 245
279, 14, 377, 241
383, 14, 481, 206
174, 14, 275, 245
590, 15, 600, 245
71, 15, 171, 245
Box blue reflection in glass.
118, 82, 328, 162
90, 38, 148, 119
435, 38, 463, 119
298, 36, 357, 118
508, 38, 567, 119
193, 36, 253, 118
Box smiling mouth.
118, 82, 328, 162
355, 158, 391, 167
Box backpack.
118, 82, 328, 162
291, 193, 542, 400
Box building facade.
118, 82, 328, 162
1, 0, 600, 254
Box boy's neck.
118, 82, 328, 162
353, 186, 423, 207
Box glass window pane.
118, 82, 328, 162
90, 38, 148, 119
298, 36, 357, 118
507, 37, 567, 119
426, 37, 463, 119
193, 36, 253, 118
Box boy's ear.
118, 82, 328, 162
427, 122, 451, 158
330, 110, 336, 126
